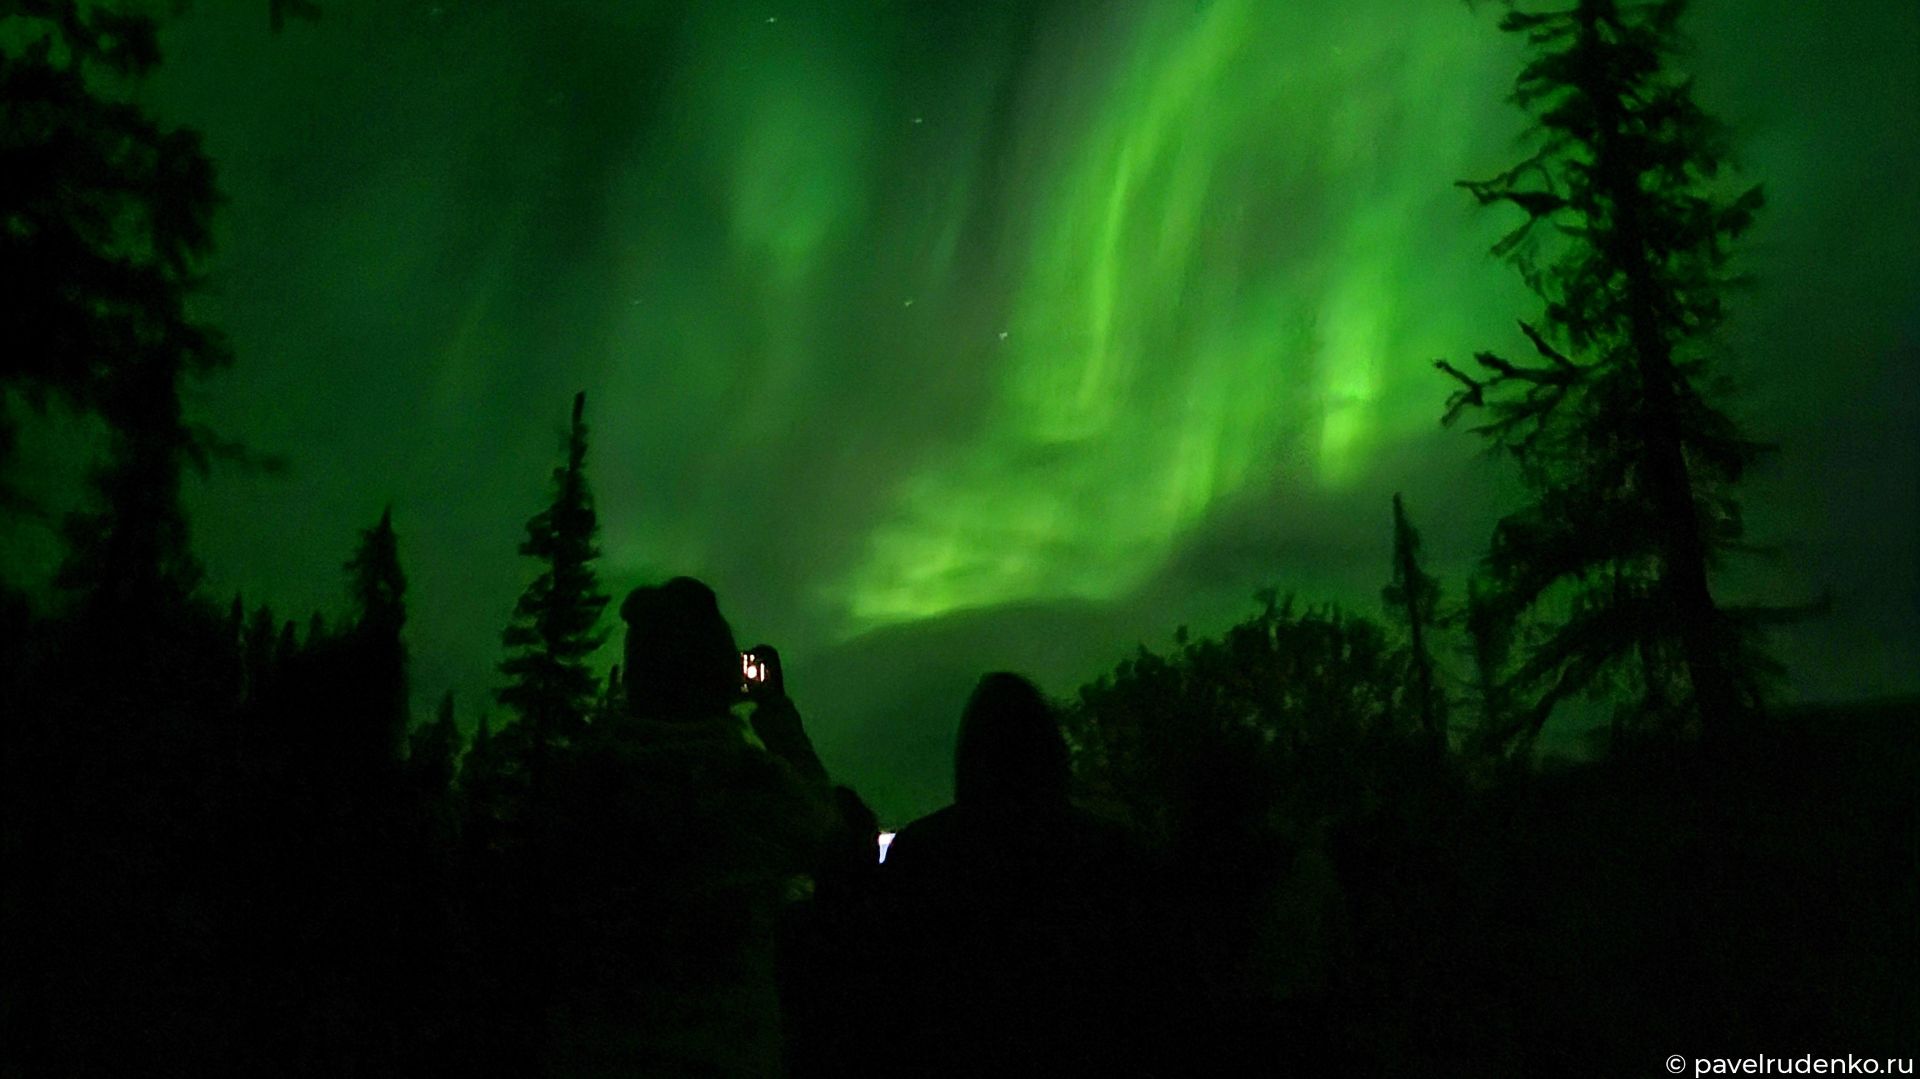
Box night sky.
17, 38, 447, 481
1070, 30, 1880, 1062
22, 0, 1915, 820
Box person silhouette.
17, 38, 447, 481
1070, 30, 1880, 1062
744, 642, 830, 788
878, 673, 1157, 1076
773, 782, 889, 1077
547, 577, 840, 1075
619, 576, 744, 727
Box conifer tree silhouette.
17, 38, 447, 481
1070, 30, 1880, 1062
497, 392, 609, 775
344, 506, 409, 764
459, 711, 508, 830
1383, 493, 1447, 748
1462, 577, 1515, 754
1438, 0, 1784, 746
0, 4, 239, 604
409, 691, 464, 797
348, 508, 405, 635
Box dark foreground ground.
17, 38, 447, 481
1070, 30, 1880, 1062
1, 693, 1913, 1077
1307, 698, 1917, 1077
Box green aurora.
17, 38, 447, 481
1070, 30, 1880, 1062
835, 0, 1514, 630
9, 0, 1913, 817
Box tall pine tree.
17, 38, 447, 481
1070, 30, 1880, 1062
408, 690, 463, 798
497, 392, 609, 764
344, 506, 409, 765
1462, 578, 1516, 754
1, 4, 237, 605
1383, 493, 1447, 748
1438, 0, 1783, 747
458, 711, 509, 835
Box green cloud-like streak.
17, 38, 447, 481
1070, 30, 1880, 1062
837, 0, 1512, 633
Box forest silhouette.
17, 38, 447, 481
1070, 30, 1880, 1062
1, 1, 1913, 1076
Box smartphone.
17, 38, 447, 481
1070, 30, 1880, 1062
876, 830, 896, 864
741, 651, 769, 691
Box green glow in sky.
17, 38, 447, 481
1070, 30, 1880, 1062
836, 1, 1511, 630
65, 0, 1909, 802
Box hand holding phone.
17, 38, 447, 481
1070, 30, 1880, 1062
740, 643, 784, 700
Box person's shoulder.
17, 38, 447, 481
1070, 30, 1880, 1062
894, 804, 963, 842
885, 804, 964, 863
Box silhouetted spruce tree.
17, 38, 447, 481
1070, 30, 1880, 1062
277, 617, 301, 665
1438, 0, 1783, 746
458, 711, 511, 830
344, 506, 409, 764
409, 691, 464, 798
497, 392, 609, 775
1462, 577, 1516, 753
1, 10, 320, 1072
1383, 493, 1447, 748
348, 508, 406, 632
0, 5, 245, 605
241, 602, 278, 696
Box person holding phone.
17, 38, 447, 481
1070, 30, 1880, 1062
545, 578, 841, 1075
741, 643, 830, 789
